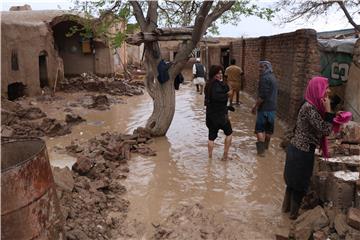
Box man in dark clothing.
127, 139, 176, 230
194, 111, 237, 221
251, 61, 278, 156
193, 58, 206, 94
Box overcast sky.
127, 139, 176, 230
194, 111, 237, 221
2, 0, 357, 37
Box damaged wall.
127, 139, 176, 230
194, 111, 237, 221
231, 29, 321, 126
345, 39, 360, 122
1, 10, 126, 98
1, 11, 64, 97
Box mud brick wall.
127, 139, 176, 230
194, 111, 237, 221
231, 29, 321, 126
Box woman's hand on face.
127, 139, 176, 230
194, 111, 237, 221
321, 97, 331, 112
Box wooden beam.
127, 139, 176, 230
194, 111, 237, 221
126, 27, 195, 45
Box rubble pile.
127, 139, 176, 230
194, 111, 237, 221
281, 121, 360, 240
53, 128, 156, 239
1, 98, 83, 138
60, 73, 145, 96
277, 206, 360, 240
77, 94, 111, 110
327, 121, 360, 157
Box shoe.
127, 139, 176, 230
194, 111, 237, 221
256, 141, 265, 157
227, 106, 235, 112
265, 138, 270, 150
289, 196, 300, 220
281, 189, 291, 213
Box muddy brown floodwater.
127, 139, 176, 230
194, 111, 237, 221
44, 83, 291, 239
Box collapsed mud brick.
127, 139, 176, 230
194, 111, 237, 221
342, 122, 360, 144
52, 166, 75, 192
57, 130, 156, 239
16, 107, 46, 120
347, 208, 360, 231
65, 114, 86, 125
60, 72, 144, 97
72, 156, 95, 175
334, 213, 350, 238
40, 118, 71, 137
327, 171, 359, 211
275, 228, 290, 240
316, 156, 360, 173
356, 180, 360, 208
293, 206, 329, 240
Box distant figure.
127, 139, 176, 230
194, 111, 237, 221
282, 76, 335, 220
193, 58, 206, 95
224, 59, 243, 106
205, 65, 233, 161
251, 61, 278, 156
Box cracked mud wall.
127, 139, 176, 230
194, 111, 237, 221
1, 22, 62, 97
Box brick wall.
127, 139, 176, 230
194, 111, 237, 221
231, 29, 321, 126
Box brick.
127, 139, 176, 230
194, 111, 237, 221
347, 208, 360, 230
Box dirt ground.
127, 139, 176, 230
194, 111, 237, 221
3, 73, 359, 240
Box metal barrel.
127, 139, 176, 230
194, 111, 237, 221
1, 137, 64, 240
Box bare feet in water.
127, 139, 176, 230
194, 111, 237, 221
221, 155, 229, 161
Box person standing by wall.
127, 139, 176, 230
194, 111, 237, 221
224, 59, 243, 106
282, 76, 335, 219
193, 58, 206, 95
205, 65, 233, 161
251, 61, 278, 156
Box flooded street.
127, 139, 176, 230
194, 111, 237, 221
43, 83, 290, 238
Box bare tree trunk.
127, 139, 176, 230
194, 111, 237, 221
145, 60, 175, 136
145, 73, 175, 136
142, 43, 176, 136
128, 0, 235, 136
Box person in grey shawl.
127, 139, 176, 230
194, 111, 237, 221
251, 61, 278, 156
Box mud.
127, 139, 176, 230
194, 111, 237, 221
60, 73, 144, 96
1, 98, 71, 138
54, 129, 155, 240
1, 73, 145, 139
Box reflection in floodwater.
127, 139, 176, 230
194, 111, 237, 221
124, 84, 290, 238
44, 83, 290, 238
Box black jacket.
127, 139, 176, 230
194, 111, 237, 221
205, 80, 229, 117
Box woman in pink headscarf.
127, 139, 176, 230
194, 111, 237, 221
282, 76, 335, 220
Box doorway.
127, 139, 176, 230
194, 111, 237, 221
8, 82, 26, 100
39, 51, 49, 88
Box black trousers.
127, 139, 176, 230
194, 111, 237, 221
282, 144, 315, 218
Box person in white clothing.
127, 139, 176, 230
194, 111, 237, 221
193, 58, 206, 95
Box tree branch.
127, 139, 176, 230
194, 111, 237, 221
336, 0, 360, 32
129, 1, 146, 30
204, 1, 235, 30
98, 1, 122, 21
146, 0, 158, 29
192, 1, 213, 43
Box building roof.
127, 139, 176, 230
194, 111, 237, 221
1, 10, 80, 26
318, 38, 358, 54
317, 28, 359, 39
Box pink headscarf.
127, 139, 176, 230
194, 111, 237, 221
304, 76, 329, 157
304, 77, 328, 116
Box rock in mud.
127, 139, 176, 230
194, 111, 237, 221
65, 114, 86, 125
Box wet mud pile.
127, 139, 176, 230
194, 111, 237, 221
53, 128, 155, 239
1, 98, 82, 138
60, 73, 145, 96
